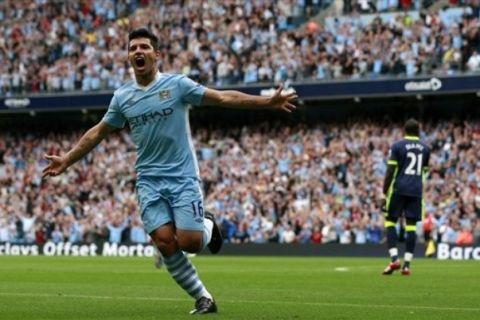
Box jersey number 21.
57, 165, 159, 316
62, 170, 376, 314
405, 152, 423, 176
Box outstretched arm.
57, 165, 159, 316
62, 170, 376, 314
201, 85, 297, 113
42, 121, 116, 178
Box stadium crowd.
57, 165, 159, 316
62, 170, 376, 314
0, 119, 479, 246
1, 0, 480, 95
344, 0, 433, 14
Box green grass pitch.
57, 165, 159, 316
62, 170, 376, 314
0, 256, 478, 320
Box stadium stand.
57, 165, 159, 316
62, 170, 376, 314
1, 0, 480, 95
343, 0, 426, 14
1, 116, 479, 246
0, 1, 479, 249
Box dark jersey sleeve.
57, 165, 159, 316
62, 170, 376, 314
387, 142, 400, 166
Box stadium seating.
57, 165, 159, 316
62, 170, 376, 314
0, 1, 478, 247
1, 120, 478, 245
1, 0, 480, 95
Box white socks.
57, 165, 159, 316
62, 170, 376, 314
389, 248, 398, 259
202, 218, 214, 249
404, 252, 413, 263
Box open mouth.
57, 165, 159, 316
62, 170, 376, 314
134, 56, 146, 68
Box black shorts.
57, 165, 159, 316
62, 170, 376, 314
386, 193, 424, 222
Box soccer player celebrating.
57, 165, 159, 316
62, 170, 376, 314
381, 119, 430, 276
42, 28, 297, 314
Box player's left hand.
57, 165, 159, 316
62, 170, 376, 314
268, 85, 298, 113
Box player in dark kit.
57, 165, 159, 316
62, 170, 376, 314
381, 119, 430, 276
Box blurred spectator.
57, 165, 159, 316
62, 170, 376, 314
0, 218, 10, 242
106, 213, 129, 244
0, 118, 479, 246
456, 226, 474, 245
129, 217, 148, 243
467, 50, 480, 71
2, 1, 480, 97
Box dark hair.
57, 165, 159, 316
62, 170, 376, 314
404, 118, 420, 136
128, 28, 159, 50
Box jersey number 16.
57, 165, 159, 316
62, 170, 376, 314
191, 201, 204, 218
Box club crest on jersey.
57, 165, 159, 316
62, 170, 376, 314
159, 90, 171, 99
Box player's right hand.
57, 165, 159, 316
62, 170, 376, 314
380, 198, 387, 213
268, 85, 298, 113
42, 154, 68, 178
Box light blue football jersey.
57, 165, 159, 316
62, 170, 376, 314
102, 72, 205, 178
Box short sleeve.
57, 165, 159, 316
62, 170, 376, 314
423, 146, 430, 169
387, 143, 399, 166
178, 75, 206, 106
102, 95, 126, 128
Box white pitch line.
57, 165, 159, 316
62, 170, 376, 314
334, 267, 350, 272
0, 292, 479, 313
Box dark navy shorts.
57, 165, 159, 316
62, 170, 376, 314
386, 193, 424, 222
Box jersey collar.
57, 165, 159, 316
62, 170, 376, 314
134, 72, 162, 91
404, 135, 420, 141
